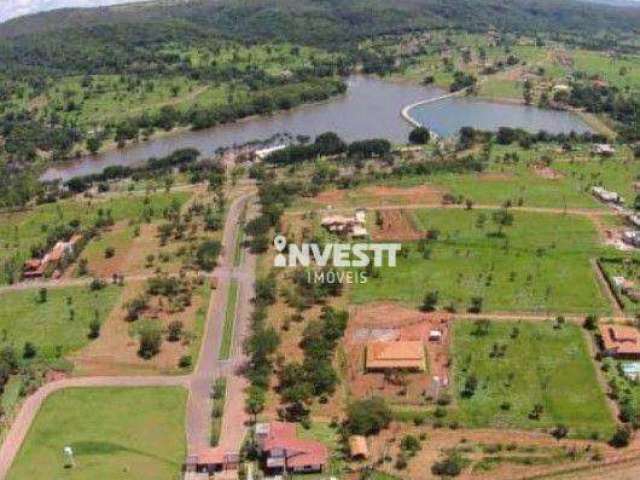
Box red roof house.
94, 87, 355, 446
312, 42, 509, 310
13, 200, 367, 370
256, 422, 328, 474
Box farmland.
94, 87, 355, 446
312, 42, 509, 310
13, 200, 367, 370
7, 387, 187, 480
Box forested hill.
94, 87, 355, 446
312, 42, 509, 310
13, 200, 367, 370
1, 0, 639, 53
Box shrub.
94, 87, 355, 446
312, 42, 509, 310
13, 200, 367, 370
609, 425, 631, 448
88, 319, 101, 339
167, 320, 184, 342
138, 323, 163, 359
346, 397, 392, 435
409, 126, 431, 145
179, 355, 192, 368
104, 246, 115, 258
23, 342, 37, 359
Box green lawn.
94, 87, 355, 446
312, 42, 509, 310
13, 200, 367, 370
7, 387, 187, 480
0, 285, 122, 359
219, 280, 239, 360
451, 320, 615, 439
353, 209, 611, 314
0, 192, 190, 284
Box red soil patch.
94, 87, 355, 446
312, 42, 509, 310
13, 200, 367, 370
477, 172, 514, 181
312, 185, 444, 207
344, 303, 452, 403
372, 209, 423, 241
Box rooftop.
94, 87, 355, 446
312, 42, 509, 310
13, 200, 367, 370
366, 340, 426, 370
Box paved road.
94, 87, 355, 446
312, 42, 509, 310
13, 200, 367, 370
0, 189, 258, 478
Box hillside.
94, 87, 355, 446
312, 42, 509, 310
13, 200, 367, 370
1, 0, 639, 50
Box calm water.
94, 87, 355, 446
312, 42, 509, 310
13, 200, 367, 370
42, 76, 441, 181
42, 76, 591, 181
409, 96, 592, 137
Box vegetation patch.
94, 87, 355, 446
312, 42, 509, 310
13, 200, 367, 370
451, 320, 615, 439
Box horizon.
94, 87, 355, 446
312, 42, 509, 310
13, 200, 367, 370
2, 0, 640, 23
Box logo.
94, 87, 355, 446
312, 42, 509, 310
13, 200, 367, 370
273, 235, 401, 284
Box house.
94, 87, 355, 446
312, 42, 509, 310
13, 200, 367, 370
365, 340, 426, 372
592, 144, 616, 157
599, 325, 640, 359
591, 186, 623, 204
255, 422, 328, 474
552, 84, 571, 94
321, 209, 368, 238
612, 276, 634, 292
22, 234, 83, 280
348, 435, 369, 460
185, 448, 240, 474
622, 230, 640, 247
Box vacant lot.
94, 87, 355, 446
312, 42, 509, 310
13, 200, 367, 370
7, 387, 187, 480
353, 209, 611, 314
0, 285, 122, 360
451, 320, 615, 439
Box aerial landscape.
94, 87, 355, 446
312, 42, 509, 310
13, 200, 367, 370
2, 0, 640, 479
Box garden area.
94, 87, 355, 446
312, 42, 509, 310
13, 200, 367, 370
7, 387, 187, 480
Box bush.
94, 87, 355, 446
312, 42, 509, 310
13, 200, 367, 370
179, 355, 192, 368
400, 435, 422, 454
167, 320, 184, 342
23, 342, 37, 359
609, 425, 631, 448
88, 319, 101, 339
104, 246, 115, 258
346, 397, 392, 435
431, 453, 465, 477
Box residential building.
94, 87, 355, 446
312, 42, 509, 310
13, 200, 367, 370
255, 422, 328, 474
592, 144, 616, 157
348, 435, 369, 460
321, 209, 367, 238
599, 324, 640, 359
622, 230, 640, 247
365, 340, 426, 371
592, 186, 623, 204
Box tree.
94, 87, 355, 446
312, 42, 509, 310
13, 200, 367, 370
609, 425, 631, 448
552, 424, 569, 440
167, 320, 184, 342
38, 287, 47, 303
195, 240, 222, 271
138, 323, 162, 359
88, 318, 101, 339
409, 126, 431, 145
346, 397, 392, 435
491, 208, 514, 236
420, 290, 439, 312
583, 314, 598, 330
23, 341, 37, 359
400, 434, 422, 454
431, 452, 465, 477
461, 374, 478, 398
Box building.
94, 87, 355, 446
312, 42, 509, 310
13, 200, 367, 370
255, 422, 328, 474
591, 186, 623, 204
365, 341, 426, 371
185, 448, 240, 474
255, 145, 287, 161
622, 230, 640, 248
348, 435, 369, 460
321, 209, 367, 238
592, 144, 616, 157
599, 324, 640, 359
628, 214, 640, 228
22, 234, 83, 279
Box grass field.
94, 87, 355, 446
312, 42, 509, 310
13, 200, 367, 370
451, 320, 615, 439
0, 285, 122, 360
0, 192, 190, 283
7, 387, 187, 480
219, 280, 239, 360
352, 209, 611, 314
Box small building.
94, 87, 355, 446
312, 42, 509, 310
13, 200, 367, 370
591, 186, 623, 204
321, 210, 367, 238
552, 84, 571, 94
612, 276, 634, 292
622, 230, 640, 247
185, 448, 240, 474
255, 145, 287, 161
599, 324, 640, 359
255, 422, 328, 474
428, 329, 443, 342
348, 435, 369, 460
365, 341, 426, 372
592, 144, 616, 157
628, 214, 640, 228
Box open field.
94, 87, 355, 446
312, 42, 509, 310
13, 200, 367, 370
0, 285, 122, 360
7, 387, 187, 480
353, 209, 611, 314
451, 320, 615, 439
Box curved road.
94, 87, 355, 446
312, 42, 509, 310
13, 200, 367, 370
0, 188, 257, 478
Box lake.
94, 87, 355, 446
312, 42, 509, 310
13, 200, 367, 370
42, 76, 592, 182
